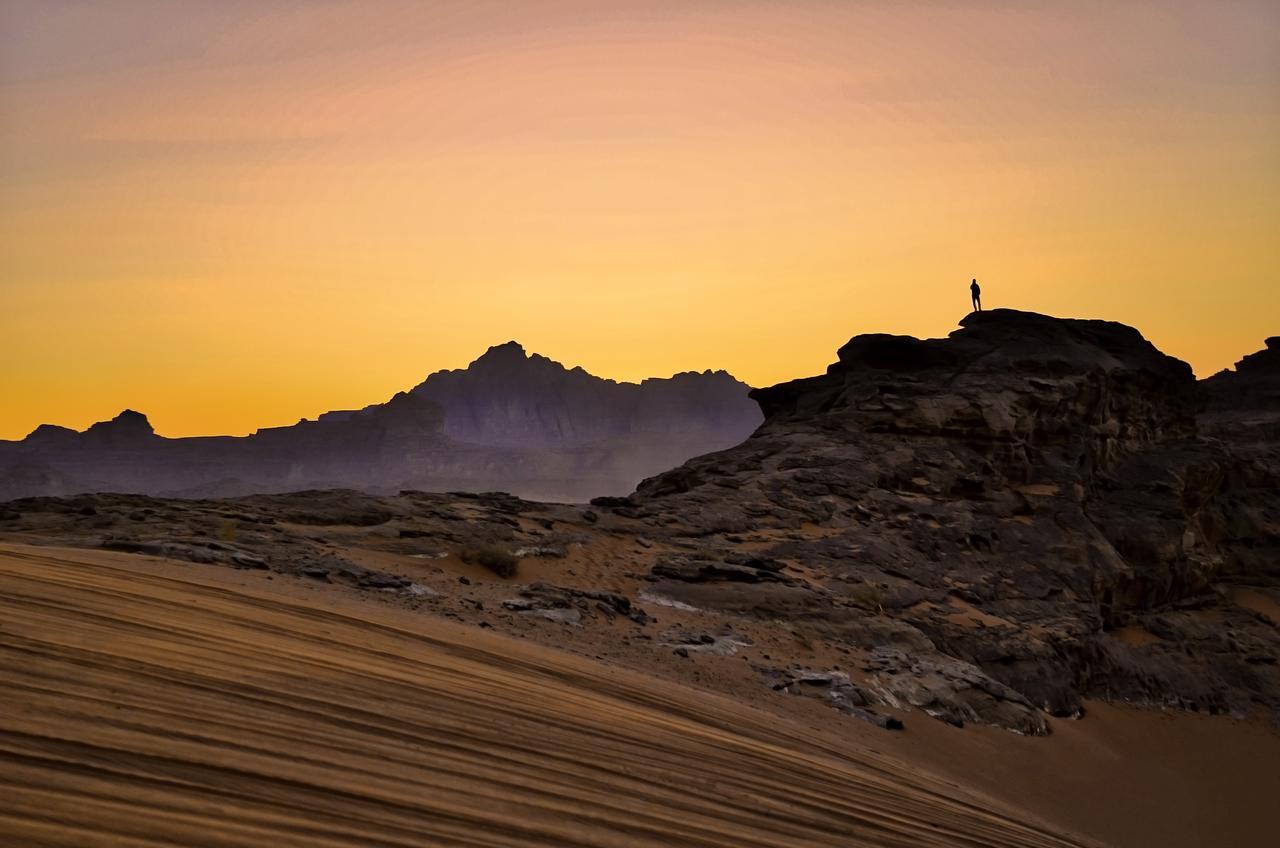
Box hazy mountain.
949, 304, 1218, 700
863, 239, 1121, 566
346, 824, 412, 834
0, 344, 762, 502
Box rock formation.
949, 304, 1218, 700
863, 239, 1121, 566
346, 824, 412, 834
620, 310, 1279, 728
1199, 337, 1280, 581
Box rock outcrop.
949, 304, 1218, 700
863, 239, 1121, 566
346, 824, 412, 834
623, 310, 1279, 728
0, 344, 761, 502
1199, 336, 1280, 581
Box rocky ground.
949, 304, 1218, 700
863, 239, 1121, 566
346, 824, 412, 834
2, 311, 1277, 740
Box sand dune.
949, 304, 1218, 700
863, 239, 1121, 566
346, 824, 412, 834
0, 545, 1090, 848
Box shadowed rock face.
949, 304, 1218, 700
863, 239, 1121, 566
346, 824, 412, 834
625, 310, 1279, 728
1201, 337, 1280, 444
1198, 337, 1280, 582
0, 345, 761, 502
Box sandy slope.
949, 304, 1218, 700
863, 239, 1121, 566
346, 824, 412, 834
0, 545, 1089, 848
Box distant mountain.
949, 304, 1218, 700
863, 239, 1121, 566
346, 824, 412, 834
411, 341, 758, 449
0, 344, 762, 502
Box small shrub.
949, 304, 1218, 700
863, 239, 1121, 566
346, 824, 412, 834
461, 545, 520, 578
218, 519, 238, 542
849, 581, 886, 614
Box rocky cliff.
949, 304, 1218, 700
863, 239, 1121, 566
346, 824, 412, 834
1199, 337, 1280, 581
0, 345, 762, 502
618, 310, 1279, 731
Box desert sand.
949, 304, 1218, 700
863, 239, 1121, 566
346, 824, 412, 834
1, 543, 1089, 848
4, 543, 1277, 847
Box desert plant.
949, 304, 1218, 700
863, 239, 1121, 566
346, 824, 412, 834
460, 545, 520, 578
217, 519, 238, 542
849, 581, 887, 614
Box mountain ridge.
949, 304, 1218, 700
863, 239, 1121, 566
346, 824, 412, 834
0, 342, 762, 502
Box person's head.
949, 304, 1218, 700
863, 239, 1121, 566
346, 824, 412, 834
972, 278, 977, 284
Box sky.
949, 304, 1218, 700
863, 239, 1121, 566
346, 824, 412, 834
2, 0, 1278, 439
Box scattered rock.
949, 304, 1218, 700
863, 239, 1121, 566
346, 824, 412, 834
649, 556, 794, 585
760, 667, 904, 731
336, 565, 411, 590
861, 648, 1047, 735
663, 629, 752, 657
513, 545, 566, 558
231, 552, 268, 569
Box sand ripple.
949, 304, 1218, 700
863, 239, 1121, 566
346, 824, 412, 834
0, 547, 1089, 847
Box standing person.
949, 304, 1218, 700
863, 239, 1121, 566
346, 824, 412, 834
970, 278, 982, 312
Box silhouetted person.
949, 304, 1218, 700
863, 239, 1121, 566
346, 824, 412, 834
970, 278, 982, 312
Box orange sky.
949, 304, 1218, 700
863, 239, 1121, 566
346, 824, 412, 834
2, 1, 1278, 439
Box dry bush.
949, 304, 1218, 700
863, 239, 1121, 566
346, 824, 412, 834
217, 519, 238, 542
461, 545, 520, 578
849, 581, 886, 614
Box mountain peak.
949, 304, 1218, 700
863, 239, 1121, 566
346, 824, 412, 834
472, 341, 528, 366
24, 423, 78, 444
110, 409, 154, 431
84, 409, 157, 443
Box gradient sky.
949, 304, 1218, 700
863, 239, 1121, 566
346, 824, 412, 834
2, 1, 1278, 439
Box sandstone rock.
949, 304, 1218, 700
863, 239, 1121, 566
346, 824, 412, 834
503, 582, 643, 624
336, 565, 410, 590
230, 551, 268, 569
662, 629, 751, 656
761, 667, 905, 731
649, 556, 794, 584
632, 311, 1280, 726
862, 647, 1047, 735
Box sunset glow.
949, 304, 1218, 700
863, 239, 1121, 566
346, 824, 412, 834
3, 1, 1278, 438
